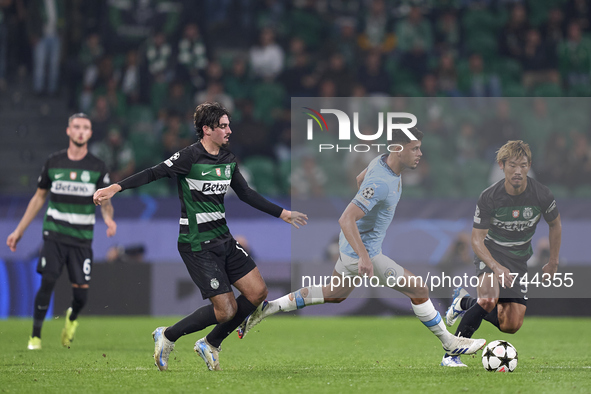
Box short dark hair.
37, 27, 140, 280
391, 126, 423, 145
68, 113, 90, 125
193, 102, 231, 140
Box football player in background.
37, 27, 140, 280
7, 113, 117, 350
441, 140, 561, 367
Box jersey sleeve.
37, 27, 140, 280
37, 158, 51, 190
473, 191, 493, 229
97, 161, 111, 189
161, 147, 195, 176
352, 178, 389, 215
230, 163, 283, 218
117, 147, 193, 191
541, 187, 559, 223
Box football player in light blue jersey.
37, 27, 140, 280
238, 128, 486, 358
338, 152, 402, 261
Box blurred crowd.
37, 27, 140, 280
0, 0, 590, 197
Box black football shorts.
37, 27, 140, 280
180, 237, 256, 299
37, 239, 93, 285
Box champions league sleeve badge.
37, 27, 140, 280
361, 187, 375, 199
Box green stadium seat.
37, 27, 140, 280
547, 184, 570, 199
573, 184, 591, 198
460, 159, 491, 197
402, 184, 426, 199
278, 159, 291, 195
252, 82, 286, 125
129, 131, 162, 169
568, 84, 591, 97
532, 83, 563, 97
150, 82, 169, 114
494, 57, 523, 86
393, 81, 422, 97
465, 31, 499, 62
420, 134, 446, 161
503, 82, 527, 97
242, 156, 280, 196
461, 9, 502, 35
429, 159, 461, 198
128, 105, 155, 124
527, 0, 566, 27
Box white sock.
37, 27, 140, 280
411, 299, 453, 345
270, 286, 325, 314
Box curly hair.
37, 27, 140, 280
193, 102, 231, 140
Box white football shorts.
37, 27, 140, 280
334, 253, 405, 288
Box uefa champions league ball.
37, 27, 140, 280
482, 340, 518, 372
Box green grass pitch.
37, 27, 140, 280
1, 315, 590, 393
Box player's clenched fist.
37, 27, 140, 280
93, 184, 122, 205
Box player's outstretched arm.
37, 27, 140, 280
6, 188, 49, 252
100, 198, 117, 237
279, 209, 308, 229
543, 214, 561, 276
93, 184, 122, 206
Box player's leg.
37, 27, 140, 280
440, 272, 498, 365
374, 255, 447, 341
154, 246, 233, 371
446, 287, 502, 330
154, 292, 233, 371
61, 247, 92, 347
481, 268, 528, 333
205, 267, 267, 348
237, 254, 358, 338
497, 301, 526, 333
373, 255, 482, 355
261, 267, 356, 315
372, 255, 486, 358
197, 239, 267, 370
29, 241, 65, 349
454, 271, 499, 338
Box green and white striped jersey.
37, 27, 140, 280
473, 177, 559, 261
147, 142, 282, 252
38, 150, 110, 247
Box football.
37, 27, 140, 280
482, 340, 518, 372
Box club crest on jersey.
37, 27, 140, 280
210, 278, 219, 289
362, 187, 374, 199
512, 210, 520, 218
523, 207, 533, 219
81, 171, 90, 183
216, 168, 221, 177
70, 171, 77, 180
385, 268, 397, 279
225, 165, 231, 178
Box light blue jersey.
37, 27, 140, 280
339, 154, 401, 259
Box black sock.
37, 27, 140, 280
70, 287, 88, 321
460, 296, 477, 310
32, 277, 57, 338
206, 295, 257, 349
484, 306, 500, 329
165, 304, 218, 342
454, 303, 489, 338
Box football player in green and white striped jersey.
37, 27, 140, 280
7, 113, 117, 350
94, 102, 307, 371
